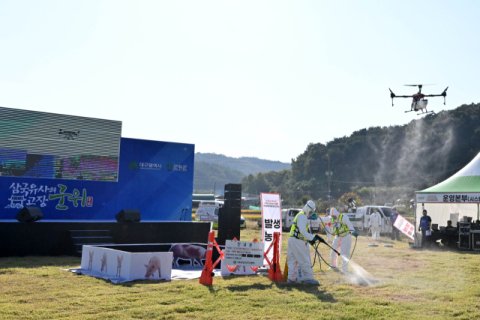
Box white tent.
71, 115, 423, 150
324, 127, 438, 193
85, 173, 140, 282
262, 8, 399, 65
415, 152, 480, 245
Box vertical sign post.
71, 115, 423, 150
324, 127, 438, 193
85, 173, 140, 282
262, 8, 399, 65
260, 193, 282, 266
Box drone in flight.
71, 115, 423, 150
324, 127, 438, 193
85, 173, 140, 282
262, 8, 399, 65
389, 84, 448, 115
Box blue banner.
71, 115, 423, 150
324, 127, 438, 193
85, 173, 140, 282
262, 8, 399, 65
0, 138, 194, 221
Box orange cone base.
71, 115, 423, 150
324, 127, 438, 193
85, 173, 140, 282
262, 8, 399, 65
268, 268, 275, 281
268, 264, 283, 282
274, 265, 283, 282
199, 268, 213, 286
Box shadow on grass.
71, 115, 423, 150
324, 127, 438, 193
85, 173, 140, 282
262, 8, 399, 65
0, 255, 80, 270
223, 280, 337, 302
410, 243, 480, 254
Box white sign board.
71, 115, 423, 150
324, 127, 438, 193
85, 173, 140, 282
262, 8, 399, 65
224, 240, 264, 266
261, 193, 282, 266
416, 193, 480, 203
220, 259, 255, 276
393, 214, 415, 240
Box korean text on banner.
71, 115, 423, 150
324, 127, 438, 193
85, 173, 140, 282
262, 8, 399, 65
261, 193, 282, 266
224, 240, 264, 267
393, 214, 415, 240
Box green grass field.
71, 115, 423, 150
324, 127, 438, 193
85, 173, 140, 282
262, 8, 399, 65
1, 220, 479, 319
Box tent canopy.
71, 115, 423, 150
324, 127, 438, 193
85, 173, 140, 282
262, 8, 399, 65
415, 152, 480, 235
418, 152, 480, 193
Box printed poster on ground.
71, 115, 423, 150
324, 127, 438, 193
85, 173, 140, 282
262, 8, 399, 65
260, 193, 282, 266
393, 214, 415, 240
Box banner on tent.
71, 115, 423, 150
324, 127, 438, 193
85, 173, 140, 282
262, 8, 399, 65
260, 193, 282, 266
393, 214, 415, 240
416, 193, 480, 203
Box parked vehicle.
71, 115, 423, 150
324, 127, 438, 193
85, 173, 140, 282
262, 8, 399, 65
345, 206, 393, 234
195, 201, 246, 229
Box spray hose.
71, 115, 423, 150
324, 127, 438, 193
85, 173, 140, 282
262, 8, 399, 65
349, 234, 358, 260
311, 242, 334, 271
311, 236, 357, 272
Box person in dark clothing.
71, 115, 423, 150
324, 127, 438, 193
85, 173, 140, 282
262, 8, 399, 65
445, 220, 456, 232
390, 208, 401, 241
418, 209, 432, 248
442, 220, 458, 248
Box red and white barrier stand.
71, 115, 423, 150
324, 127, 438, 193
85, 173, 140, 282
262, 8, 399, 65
263, 232, 283, 282
200, 231, 283, 286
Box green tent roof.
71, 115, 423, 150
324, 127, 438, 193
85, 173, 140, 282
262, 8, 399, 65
417, 152, 480, 193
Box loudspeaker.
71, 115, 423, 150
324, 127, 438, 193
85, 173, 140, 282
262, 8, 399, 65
224, 183, 241, 200
224, 183, 241, 192
116, 209, 141, 223
217, 183, 242, 245
224, 199, 241, 209
16, 206, 43, 222
224, 190, 241, 200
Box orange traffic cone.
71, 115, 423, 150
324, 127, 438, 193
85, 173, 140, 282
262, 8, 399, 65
199, 231, 215, 286
268, 233, 283, 282
274, 233, 283, 281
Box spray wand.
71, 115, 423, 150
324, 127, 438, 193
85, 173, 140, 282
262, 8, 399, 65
309, 235, 339, 271
310, 235, 340, 256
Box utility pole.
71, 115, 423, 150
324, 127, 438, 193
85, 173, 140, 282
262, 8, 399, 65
325, 155, 333, 200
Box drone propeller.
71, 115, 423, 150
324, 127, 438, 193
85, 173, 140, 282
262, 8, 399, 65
389, 88, 395, 106
441, 86, 449, 104
389, 88, 395, 98
404, 84, 436, 87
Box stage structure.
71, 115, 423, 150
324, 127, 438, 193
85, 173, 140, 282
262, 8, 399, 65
0, 106, 202, 257
0, 107, 195, 221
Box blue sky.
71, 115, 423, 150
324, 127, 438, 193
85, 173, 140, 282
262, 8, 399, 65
1, 1, 479, 163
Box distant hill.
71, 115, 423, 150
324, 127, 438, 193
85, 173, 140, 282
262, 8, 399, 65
195, 153, 291, 175
193, 161, 245, 192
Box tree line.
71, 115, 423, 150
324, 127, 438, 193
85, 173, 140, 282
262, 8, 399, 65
242, 103, 480, 209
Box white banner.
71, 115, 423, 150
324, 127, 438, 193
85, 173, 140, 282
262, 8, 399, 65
416, 193, 480, 203
393, 214, 415, 240
261, 193, 282, 266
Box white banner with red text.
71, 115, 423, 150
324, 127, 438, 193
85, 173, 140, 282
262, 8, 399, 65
260, 193, 282, 266
393, 214, 415, 240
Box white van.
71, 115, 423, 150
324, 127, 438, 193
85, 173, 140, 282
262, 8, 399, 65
195, 201, 221, 222
346, 206, 393, 234
195, 200, 246, 229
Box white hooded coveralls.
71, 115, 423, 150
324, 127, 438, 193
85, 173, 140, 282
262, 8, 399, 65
324, 213, 333, 243
287, 212, 315, 282
320, 209, 355, 272
370, 211, 382, 241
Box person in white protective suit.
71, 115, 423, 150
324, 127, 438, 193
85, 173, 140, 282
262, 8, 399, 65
324, 209, 333, 243
287, 200, 325, 285
319, 208, 358, 272
369, 209, 382, 241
